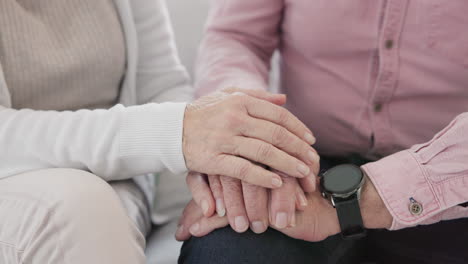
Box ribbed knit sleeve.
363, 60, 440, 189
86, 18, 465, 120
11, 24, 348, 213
0, 103, 187, 181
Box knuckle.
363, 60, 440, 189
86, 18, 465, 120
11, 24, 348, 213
295, 142, 310, 159
245, 199, 262, 213
221, 176, 243, 194
272, 126, 289, 146
236, 162, 252, 181
255, 144, 273, 163
277, 108, 290, 125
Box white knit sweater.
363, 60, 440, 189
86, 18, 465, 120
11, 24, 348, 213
0, 0, 193, 219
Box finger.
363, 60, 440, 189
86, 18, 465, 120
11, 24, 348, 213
269, 175, 297, 229
242, 117, 319, 169
226, 136, 310, 179
242, 183, 269, 234
176, 200, 203, 241
186, 172, 216, 217
208, 175, 226, 217
189, 215, 230, 238
244, 97, 316, 145
299, 176, 317, 193
220, 176, 249, 233
295, 183, 308, 211
299, 153, 320, 192
222, 87, 287, 106
215, 155, 283, 188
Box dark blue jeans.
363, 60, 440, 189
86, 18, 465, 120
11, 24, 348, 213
179, 157, 468, 264
179, 219, 468, 264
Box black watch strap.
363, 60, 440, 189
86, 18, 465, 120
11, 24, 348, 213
334, 196, 366, 240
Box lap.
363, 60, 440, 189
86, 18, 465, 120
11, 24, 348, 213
179, 220, 468, 264
367, 218, 468, 264
179, 227, 364, 264
0, 169, 151, 251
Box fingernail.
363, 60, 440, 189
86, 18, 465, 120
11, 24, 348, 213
189, 223, 200, 235
305, 133, 316, 145
235, 216, 249, 232
308, 151, 318, 164
251, 221, 266, 234
275, 212, 288, 229
201, 200, 209, 216
313, 151, 320, 163
272, 176, 283, 188
216, 199, 226, 217
297, 163, 310, 177
176, 225, 185, 237
309, 176, 317, 192
290, 214, 296, 227
299, 193, 308, 207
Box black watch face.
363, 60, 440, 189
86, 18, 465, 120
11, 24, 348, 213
322, 164, 363, 195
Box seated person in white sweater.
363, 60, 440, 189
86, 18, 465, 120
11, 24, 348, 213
0, 0, 316, 263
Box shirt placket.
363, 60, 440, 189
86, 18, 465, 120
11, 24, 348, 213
370, 0, 409, 157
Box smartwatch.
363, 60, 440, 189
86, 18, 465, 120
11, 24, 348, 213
320, 164, 366, 240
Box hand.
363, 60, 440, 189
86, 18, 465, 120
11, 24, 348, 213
185, 170, 318, 234
177, 174, 393, 242
207, 174, 306, 233
183, 88, 317, 188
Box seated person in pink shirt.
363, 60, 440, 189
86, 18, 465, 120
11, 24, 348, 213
177, 1, 468, 263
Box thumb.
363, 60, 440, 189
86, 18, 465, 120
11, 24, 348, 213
223, 87, 286, 106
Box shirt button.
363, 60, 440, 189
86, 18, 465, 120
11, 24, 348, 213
385, 39, 394, 49
409, 198, 423, 216
373, 103, 383, 113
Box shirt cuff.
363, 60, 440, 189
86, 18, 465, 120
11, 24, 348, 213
361, 150, 441, 230
119, 102, 188, 174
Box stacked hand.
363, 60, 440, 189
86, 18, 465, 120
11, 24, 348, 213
176, 171, 391, 242
183, 88, 317, 188
184, 169, 318, 234
179, 87, 327, 241
179, 88, 393, 241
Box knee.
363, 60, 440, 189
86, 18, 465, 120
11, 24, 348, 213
31, 169, 122, 214
7, 169, 146, 262
179, 227, 325, 264
20, 169, 134, 232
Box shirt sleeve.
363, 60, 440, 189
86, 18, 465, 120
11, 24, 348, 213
0, 103, 188, 181
361, 112, 468, 230
195, 0, 284, 96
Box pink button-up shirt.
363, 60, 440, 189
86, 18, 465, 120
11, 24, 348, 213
195, 0, 468, 230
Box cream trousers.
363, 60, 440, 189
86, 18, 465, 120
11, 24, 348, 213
0, 169, 152, 264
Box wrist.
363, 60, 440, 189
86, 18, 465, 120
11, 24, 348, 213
360, 172, 393, 229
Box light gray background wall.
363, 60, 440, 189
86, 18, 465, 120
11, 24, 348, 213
166, 0, 280, 91
166, 0, 210, 75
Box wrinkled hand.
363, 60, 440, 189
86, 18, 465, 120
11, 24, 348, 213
181, 154, 320, 235
176, 174, 393, 242
176, 190, 339, 243
183, 88, 317, 188
186, 172, 313, 233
